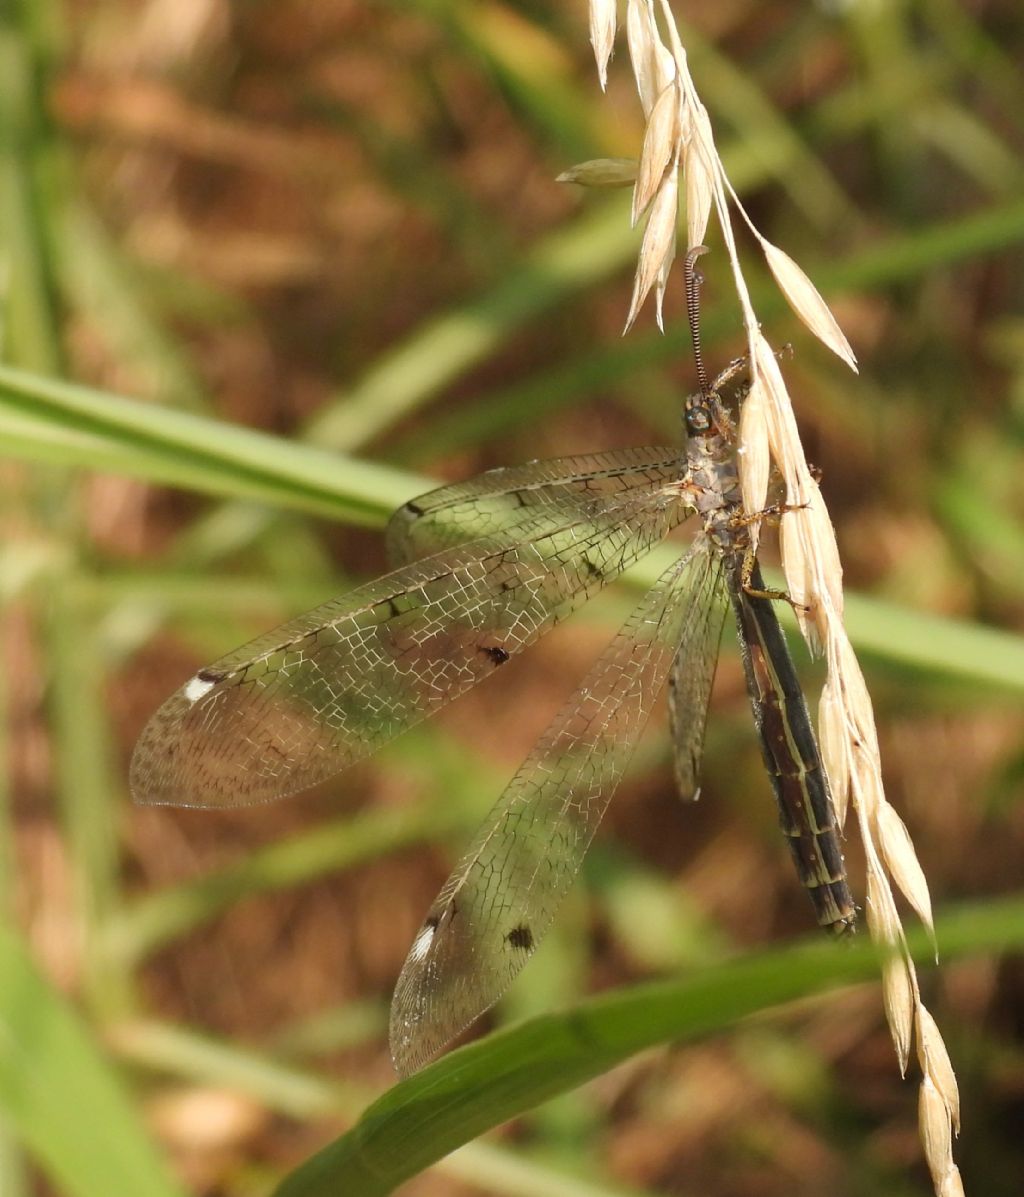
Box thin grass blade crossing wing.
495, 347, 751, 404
389, 538, 719, 1077
131, 477, 687, 809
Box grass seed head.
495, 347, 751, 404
584, 4, 961, 1189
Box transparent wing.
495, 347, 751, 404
387, 447, 683, 564
389, 537, 717, 1076
667, 553, 728, 801
130, 489, 686, 809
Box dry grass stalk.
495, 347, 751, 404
563, 2, 962, 1191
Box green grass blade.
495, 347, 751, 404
46, 585, 133, 1017
0, 599, 27, 1196
0, 18, 63, 375
0, 1119, 29, 1197
840, 587, 1024, 692
272, 895, 1024, 1197
0, 363, 424, 523
0, 925, 185, 1197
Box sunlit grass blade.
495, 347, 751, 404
0, 596, 27, 1196
0, 363, 422, 524
272, 895, 1024, 1197
46, 585, 132, 1015
277, 895, 1024, 1196
0, 925, 186, 1197
629, 548, 1024, 696
0, 22, 62, 375
839, 587, 1024, 694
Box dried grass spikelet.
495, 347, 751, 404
760, 239, 859, 372
737, 373, 770, 518
917, 1005, 961, 1135
626, 0, 676, 117
920, 1076, 966, 1197
625, 157, 679, 332
748, 332, 839, 644
817, 679, 851, 826
866, 862, 917, 1072
633, 82, 682, 224
876, 800, 935, 936
653, 210, 678, 331
589, 0, 618, 90
684, 100, 715, 250
581, 4, 963, 1192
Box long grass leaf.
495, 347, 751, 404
272, 896, 1024, 1197
0, 364, 423, 524
0, 926, 185, 1197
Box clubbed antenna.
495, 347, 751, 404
684, 245, 711, 398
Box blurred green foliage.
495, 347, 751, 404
1, 2, 1022, 1196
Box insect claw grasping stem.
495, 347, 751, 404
740, 551, 812, 613
734, 502, 814, 613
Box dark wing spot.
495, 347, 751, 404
403, 501, 424, 516
506, 924, 534, 952
480, 645, 510, 665
581, 557, 604, 579
424, 914, 440, 931
197, 668, 227, 683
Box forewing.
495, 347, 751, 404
131, 491, 686, 809
667, 549, 728, 801
387, 447, 682, 564
389, 539, 719, 1076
